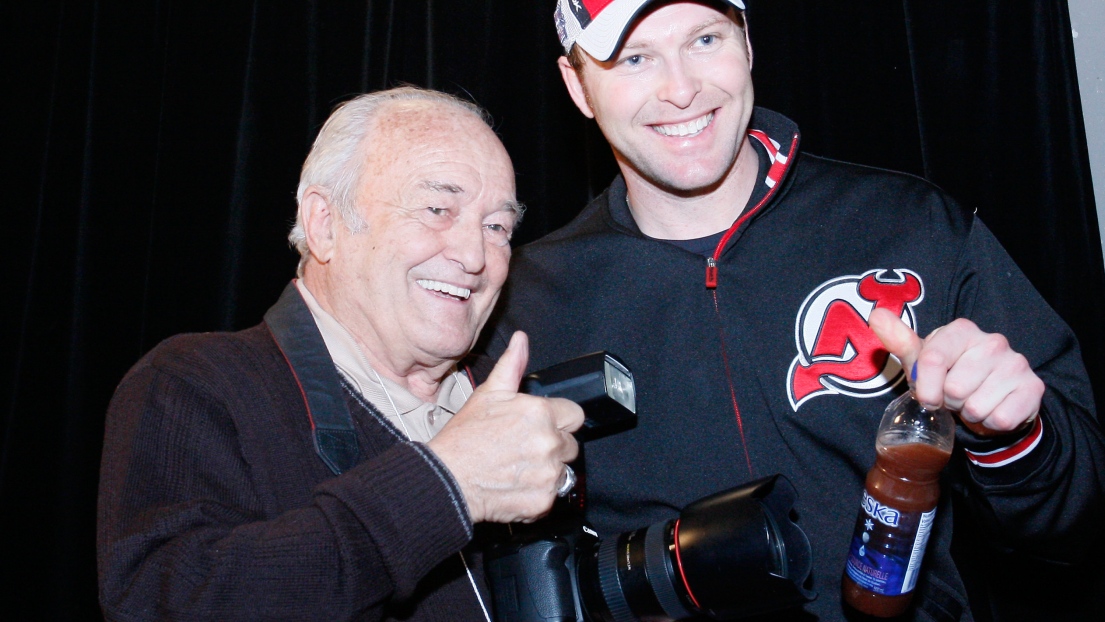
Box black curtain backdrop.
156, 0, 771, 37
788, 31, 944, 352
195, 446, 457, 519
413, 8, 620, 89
3, 1, 1103, 620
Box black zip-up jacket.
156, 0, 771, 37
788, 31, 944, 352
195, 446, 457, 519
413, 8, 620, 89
479, 108, 1105, 621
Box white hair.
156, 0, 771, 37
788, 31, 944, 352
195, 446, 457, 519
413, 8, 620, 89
288, 87, 496, 273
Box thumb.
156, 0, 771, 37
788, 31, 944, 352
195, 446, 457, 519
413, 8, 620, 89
869, 308, 923, 377
480, 331, 530, 393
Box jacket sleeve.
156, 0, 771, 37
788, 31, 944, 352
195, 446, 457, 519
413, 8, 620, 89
945, 217, 1105, 563
97, 349, 474, 621
469, 313, 514, 384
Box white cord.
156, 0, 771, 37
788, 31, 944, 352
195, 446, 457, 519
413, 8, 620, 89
448, 371, 491, 622
368, 362, 414, 441
372, 365, 489, 622
325, 308, 489, 617
455, 371, 471, 401
460, 549, 493, 622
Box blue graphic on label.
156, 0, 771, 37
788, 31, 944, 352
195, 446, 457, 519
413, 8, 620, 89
845, 493, 937, 596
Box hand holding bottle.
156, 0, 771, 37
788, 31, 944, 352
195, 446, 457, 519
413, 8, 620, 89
867, 308, 1043, 436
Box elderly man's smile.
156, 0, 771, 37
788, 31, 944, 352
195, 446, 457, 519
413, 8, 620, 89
416, 278, 472, 300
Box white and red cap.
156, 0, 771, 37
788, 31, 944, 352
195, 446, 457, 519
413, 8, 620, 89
554, 0, 746, 61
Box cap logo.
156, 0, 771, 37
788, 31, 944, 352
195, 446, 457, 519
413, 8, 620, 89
569, 0, 594, 28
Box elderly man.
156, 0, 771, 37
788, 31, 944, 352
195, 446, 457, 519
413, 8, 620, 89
98, 87, 583, 621
479, 1, 1105, 620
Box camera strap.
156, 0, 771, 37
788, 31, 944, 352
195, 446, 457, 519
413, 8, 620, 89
264, 281, 361, 475
265, 282, 492, 622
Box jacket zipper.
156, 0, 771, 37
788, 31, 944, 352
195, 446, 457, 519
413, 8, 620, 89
705, 130, 799, 478
705, 131, 799, 289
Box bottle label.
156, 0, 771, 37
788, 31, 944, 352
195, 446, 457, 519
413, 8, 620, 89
845, 490, 936, 596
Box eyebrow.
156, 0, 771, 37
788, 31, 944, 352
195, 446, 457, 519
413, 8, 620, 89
689, 15, 733, 35
505, 200, 524, 218
621, 15, 734, 51
420, 180, 464, 193
421, 180, 523, 218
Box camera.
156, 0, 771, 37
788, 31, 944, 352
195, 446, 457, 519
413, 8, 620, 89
488, 353, 816, 621
486, 475, 814, 622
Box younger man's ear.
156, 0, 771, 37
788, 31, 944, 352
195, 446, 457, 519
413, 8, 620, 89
558, 56, 595, 119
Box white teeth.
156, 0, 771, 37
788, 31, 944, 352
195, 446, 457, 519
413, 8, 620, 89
417, 279, 471, 300
653, 112, 714, 137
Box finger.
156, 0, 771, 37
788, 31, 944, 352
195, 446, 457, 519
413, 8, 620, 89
480, 331, 529, 393
961, 355, 1043, 433
915, 319, 988, 409
870, 309, 951, 408
548, 398, 585, 433
868, 307, 923, 377
941, 355, 988, 413
557, 432, 580, 464
943, 333, 1013, 413
972, 384, 1042, 434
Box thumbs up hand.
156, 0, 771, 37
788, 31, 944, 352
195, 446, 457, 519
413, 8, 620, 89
428, 331, 584, 523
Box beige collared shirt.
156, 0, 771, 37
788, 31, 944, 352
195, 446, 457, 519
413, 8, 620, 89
295, 280, 472, 443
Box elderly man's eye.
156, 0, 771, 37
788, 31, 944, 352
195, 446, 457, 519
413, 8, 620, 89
426, 206, 448, 216
484, 223, 512, 246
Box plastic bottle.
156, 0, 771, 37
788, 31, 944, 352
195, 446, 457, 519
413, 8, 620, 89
842, 392, 955, 617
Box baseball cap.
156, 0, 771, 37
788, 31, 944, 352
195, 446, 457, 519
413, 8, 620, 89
554, 0, 746, 61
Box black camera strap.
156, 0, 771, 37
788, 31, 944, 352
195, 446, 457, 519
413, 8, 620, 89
264, 281, 360, 475
265, 283, 491, 620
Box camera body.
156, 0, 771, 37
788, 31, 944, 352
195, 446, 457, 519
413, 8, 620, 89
485, 519, 598, 622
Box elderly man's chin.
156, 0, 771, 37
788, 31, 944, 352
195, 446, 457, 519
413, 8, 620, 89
409, 299, 496, 362
414, 326, 484, 363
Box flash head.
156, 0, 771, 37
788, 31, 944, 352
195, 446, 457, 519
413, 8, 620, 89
521, 352, 637, 442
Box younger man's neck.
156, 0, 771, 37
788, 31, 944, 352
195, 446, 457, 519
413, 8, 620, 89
622, 137, 760, 240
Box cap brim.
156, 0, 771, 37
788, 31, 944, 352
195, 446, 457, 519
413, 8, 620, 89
575, 0, 745, 62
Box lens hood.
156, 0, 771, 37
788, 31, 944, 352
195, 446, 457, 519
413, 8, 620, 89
673, 474, 816, 619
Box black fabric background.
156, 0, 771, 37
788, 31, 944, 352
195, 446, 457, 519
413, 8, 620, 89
2, 1, 1102, 619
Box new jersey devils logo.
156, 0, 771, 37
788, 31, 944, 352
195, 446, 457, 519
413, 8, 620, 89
787, 269, 924, 410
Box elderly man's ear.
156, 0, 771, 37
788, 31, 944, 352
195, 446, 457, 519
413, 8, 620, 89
300, 187, 337, 265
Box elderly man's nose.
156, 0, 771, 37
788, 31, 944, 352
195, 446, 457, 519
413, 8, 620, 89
446, 221, 487, 274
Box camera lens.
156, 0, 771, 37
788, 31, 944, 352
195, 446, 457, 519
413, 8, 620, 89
576, 475, 814, 621
579, 523, 691, 622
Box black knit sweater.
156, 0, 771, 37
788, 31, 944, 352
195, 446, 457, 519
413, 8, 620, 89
98, 285, 489, 621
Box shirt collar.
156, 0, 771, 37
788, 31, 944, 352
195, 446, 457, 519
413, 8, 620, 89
294, 280, 471, 426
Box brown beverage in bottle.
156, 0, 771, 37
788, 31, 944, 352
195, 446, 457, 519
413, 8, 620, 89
842, 394, 955, 617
